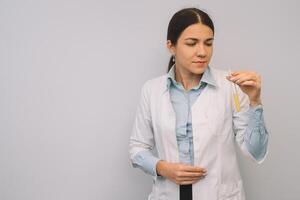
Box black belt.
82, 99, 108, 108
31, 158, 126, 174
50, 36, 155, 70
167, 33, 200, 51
180, 184, 192, 200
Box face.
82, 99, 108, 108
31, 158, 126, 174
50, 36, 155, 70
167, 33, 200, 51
167, 23, 214, 75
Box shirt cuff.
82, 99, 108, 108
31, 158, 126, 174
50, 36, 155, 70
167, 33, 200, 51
132, 150, 161, 178
244, 104, 269, 161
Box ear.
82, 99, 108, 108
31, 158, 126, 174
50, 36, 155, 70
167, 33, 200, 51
166, 40, 176, 55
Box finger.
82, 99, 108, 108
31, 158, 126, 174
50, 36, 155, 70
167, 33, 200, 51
177, 176, 203, 182
229, 70, 254, 76
229, 70, 246, 76
239, 80, 259, 87
231, 70, 255, 75
180, 165, 206, 173
177, 176, 206, 184
234, 75, 258, 84
226, 73, 246, 82
176, 174, 207, 184
179, 177, 205, 185
179, 164, 206, 171
229, 73, 254, 82
177, 171, 206, 179
229, 70, 245, 76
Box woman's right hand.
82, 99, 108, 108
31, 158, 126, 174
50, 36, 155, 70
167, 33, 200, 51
156, 160, 207, 185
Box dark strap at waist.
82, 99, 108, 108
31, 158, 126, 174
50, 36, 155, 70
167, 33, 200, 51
180, 184, 192, 200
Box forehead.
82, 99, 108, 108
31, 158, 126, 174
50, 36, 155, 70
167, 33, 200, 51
179, 23, 214, 41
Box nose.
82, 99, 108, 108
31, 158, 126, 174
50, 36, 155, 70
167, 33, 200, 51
196, 44, 207, 58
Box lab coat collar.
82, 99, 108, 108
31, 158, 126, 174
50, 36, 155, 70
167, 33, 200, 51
164, 64, 217, 93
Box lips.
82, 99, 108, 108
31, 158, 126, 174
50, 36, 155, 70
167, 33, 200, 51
194, 61, 207, 63
193, 61, 207, 68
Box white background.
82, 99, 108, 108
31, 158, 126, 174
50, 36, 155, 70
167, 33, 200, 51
0, 0, 299, 199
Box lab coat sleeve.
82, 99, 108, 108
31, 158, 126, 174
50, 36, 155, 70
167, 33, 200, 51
129, 81, 160, 179
232, 85, 269, 164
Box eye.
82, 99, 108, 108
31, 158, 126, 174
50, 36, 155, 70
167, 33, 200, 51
205, 42, 213, 46
186, 43, 196, 46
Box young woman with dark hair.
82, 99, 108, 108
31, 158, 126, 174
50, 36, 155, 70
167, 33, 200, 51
129, 7, 268, 200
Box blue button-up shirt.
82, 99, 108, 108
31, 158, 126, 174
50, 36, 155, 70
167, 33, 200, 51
166, 65, 217, 165
131, 65, 268, 176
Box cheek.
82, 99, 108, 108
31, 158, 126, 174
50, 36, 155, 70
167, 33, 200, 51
179, 47, 195, 59
206, 47, 213, 58
208, 46, 214, 54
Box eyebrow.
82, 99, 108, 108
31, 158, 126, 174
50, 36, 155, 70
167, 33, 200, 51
185, 37, 214, 42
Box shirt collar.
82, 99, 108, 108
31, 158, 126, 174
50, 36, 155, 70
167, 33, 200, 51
166, 64, 217, 91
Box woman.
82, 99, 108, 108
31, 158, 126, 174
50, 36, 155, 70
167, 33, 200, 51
129, 7, 268, 200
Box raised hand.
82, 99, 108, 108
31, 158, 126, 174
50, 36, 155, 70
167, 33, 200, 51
226, 70, 262, 106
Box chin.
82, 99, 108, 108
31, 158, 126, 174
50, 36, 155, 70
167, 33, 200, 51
191, 66, 207, 75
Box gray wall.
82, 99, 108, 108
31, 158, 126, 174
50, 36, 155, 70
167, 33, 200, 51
0, 0, 299, 199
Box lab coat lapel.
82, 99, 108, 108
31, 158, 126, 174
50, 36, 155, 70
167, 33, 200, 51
160, 90, 179, 163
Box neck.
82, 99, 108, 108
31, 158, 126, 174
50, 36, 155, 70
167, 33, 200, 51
174, 65, 203, 91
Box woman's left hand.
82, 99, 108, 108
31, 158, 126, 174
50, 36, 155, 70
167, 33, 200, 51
226, 70, 262, 106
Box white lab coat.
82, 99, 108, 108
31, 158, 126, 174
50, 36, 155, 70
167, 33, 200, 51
129, 67, 267, 200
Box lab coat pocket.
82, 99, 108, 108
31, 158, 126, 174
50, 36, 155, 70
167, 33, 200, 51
219, 179, 243, 200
